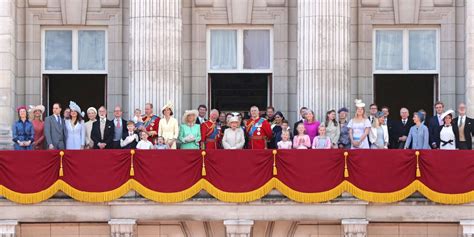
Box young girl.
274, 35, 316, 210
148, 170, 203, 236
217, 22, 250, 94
277, 130, 293, 149
154, 136, 169, 149
312, 125, 332, 149
292, 123, 311, 149
136, 131, 154, 150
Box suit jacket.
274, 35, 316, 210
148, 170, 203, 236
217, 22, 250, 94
195, 116, 207, 125
385, 118, 396, 148
452, 116, 474, 149
91, 119, 115, 149
121, 131, 138, 149
44, 115, 67, 150
428, 115, 442, 148
392, 119, 414, 149
112, 118, 128, 141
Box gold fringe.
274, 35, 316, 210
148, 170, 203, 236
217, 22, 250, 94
415, 180, 474, 204
130, 149, 135, 177
0, 181, 61, 204
59, 150, 65, 177
344, 152, 349, 178
275, 179, 345, 203
415, 151, 421, 177
201, 151, 207, 177
204, 179, 275, 203
345, 181, 418, 203
59, 180, 132, 203
132, 179, 204, 203
272, 150, 278, 176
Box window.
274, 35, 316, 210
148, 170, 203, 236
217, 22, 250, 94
373, 28, 439, 73
208, 27, 272, 73
42, 28, 107, 73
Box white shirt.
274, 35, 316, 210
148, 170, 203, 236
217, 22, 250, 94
136, 140, 153, 149
458, 115, 466, 126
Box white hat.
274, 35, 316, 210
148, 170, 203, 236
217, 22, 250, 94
182, 109, 198, 123
161, 101, 174, 113
87, 107, 97, 114
440, 109, 454, 120
69, 101, 84, 117
354, 99, 366, 108
228, 116, 240, 124
29, 105, 45, 113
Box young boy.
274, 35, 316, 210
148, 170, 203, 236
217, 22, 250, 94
120, 121, 139, 149
136, 131, 153, 150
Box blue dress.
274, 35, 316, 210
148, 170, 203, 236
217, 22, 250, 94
65, 120, 86, 150
12, 119, 34, 150
405, 124, 431, 150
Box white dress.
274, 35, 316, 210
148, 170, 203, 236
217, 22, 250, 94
136, 140, 154, 149
222, 128, 245, 149
439, 126, 456, 150
347, 119, 371, 149
65, 120, 85, 150
158, 117, 179, 149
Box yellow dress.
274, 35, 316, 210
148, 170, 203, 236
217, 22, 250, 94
158, 116, 179, 149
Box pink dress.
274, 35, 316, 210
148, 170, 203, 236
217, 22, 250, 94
304, 120, 321, 145
293, 135, 311, 149
32, 119, 45, 150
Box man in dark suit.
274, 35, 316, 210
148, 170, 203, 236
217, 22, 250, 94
44, 103, 67, 150
293, 106, 308, 136
428, 101, 445, 149
453, 103, 474, 150
111, 105, 128, 149
381, 106, 396, 148
195, 104, 207, 125
91, 106, 114, 149
392, 107, 414, 149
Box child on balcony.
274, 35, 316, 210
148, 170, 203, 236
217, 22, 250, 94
154, 136, 169, 149
136, 131, 153, 150
312, 125, 332, 149
293, 123, 311, 149
277, 130, 292, 149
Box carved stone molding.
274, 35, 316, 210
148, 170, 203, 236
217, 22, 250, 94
226, 0, 254, 24
393, 0, 421, 24
60, 0, 88, 25
361, 0, 380, 7
195, 0, 214, 7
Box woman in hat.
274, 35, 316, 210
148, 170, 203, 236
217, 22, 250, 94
222, 114, 245, 149
30, 105, 45, 150
12, 106, 34, 150
438, 109, 456, 150
158, 102, 179, 149
348, 100, 371, 149
178, 110, 201, 149
84, 107, 97, 149
405, 112, 431, 150
338, 107, 350, 149
369, 111, 389, 149
65, 101, 86, 150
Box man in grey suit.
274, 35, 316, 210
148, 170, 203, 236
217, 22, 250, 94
44, 103, 67, 150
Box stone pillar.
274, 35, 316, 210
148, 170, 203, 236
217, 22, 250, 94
0, 220, 18, 237
466, 0, 474, 117
297, 0, 351, 119
224, 220, 254, 237
129, 0, 182, 118
461, 220, 474, 237
341, 219, 368, 237
0, 0, 16, 149
108, 219, 136, 237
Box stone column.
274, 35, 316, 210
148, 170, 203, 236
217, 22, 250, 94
224, 220, 254, 237
129, 0, 182, 118
341, 219, 368, 237
0, 0, 16, 149
461, 220, 474, 237
108, 219, 136, 237
297, 0, 351, 119
0, 220, 18, 237
466, 0, 474, 117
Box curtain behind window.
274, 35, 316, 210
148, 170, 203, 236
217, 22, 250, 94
243, 30, 270, 69
210, 30, 237, 70
45, 30, 72, 70
409, 30, 437, 70
78, 30, 106, 70
375, 30, 403, 70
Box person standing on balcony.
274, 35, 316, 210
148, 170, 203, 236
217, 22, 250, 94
158, 102, 179, 149
195, 104, 208, 125
84, 107, 97, 149
303, 110, 321, 147
200, 109, 221, 150
222, 115, 245, 150
405, 112, 431, 150
428, 101, 445, 149
12, 106, 34, 150
30, 105, 45, 150
112, 106, 128, 149
179, 110, 201, 149
91, 106, 114, 149
245, 106, 273, 149
141, 103, 160, 144
324, 110, 340, 149
369, 111, 389, 149
438, 110, 456, 150
44, 103, 66, 150
64, 101, 86, 150
452, 103, 474, 150
348, 100, 371, 149
337, 107, 351, 149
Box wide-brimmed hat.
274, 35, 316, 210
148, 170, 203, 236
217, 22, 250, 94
182, 109, 198, 123
354, 99, 365, 108
69, 101, 84, 117
161, 101, 174, 113
440, 109, 454, 120
30, 105, 45, 113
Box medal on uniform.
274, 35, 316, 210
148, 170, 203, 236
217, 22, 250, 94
257, 132, 261, 135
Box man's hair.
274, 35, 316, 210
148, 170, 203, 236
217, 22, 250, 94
369, 104, 378, 108
281, 119, 289, 124
435, 101, 444, 107
381, 106, 389, 111
145, 103, 153, 109
198, 104, 207, 110
52, 103, 62, 109
266, 106, 275, 112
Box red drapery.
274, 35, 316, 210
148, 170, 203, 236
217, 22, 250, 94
0, 149, 473, 204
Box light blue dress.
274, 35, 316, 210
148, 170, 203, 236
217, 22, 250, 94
405, 124, 431, 150
65, 120, 86, 150
178, 124, 201, 149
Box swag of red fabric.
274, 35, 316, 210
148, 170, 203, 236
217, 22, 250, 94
0, 149, 473, 204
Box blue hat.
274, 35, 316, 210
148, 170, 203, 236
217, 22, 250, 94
416, 111, 425, 122
338, 107, 349, 113
375, 111, 385, 118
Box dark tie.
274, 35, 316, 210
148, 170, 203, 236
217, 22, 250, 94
56, 115, 60, 125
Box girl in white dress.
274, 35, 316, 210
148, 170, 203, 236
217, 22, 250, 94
277, 131, 293, 149
439, 110, 456, 150
348, 99, 371, 149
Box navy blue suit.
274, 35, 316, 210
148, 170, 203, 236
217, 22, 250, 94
428, 115, 442, 148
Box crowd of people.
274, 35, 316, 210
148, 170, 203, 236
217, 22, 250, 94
11, 99, 474, 151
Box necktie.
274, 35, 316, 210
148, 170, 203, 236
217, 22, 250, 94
56, 115, 60, 125
403, 120, 406, 126
116, 119, 121, 128
460, 117, 464, 126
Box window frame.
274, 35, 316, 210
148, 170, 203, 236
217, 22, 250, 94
207, 26, 273, 74
372, 28, 440, 74
41, 27, 108, 74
